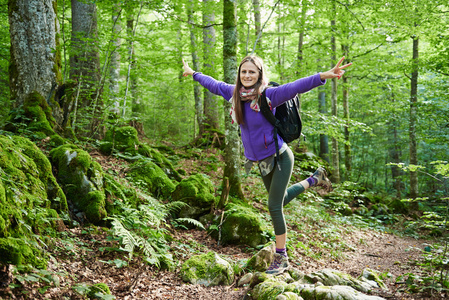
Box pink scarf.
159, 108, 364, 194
229, 85, 270, 124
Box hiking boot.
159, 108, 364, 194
311, 167, 333, 192
266, 253, 289, 276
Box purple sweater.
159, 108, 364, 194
193, 72, 326, 161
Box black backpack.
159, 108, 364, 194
259, 81, 303, 160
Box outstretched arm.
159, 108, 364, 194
320, 56, 352, 80
182, 58, 234, 100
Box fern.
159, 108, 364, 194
172, 218, 205, 230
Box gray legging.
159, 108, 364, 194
261, 147, 305, 236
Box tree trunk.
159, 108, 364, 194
252, 0, 262, 53
8, 0, 66, 135
330, 19, 340, 183
388, 92, 403, 199
341, 49, 351, 180
188, 0, 204, 136
409, 35, 419, 198
126, 1, 144, 135
318, 86, 330, 163
70, 0, 103, 138
202, 0, 219, 131
109, 3, 121, 117
222, 0, 244, 203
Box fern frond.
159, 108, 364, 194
174, 218, 205, 230
165, 201, 190, 215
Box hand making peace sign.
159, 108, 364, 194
320, 56, 352, 80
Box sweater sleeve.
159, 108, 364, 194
193, 72, 235, 101
265, 73, 326, 107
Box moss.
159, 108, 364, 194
87, 283, 111, 299
172, 174, 216, 208
50, 144, 106, 224
218, 202, 271, 248
22, 92, 56, 136
50, 134, 66, 147
0, 135, 68, 241
127, 160, 175, 199
104, 174, 140, 215
181, 252, 234, 286
0, 237, 47, 269
103, 126, 139, 152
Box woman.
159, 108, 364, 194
182, 55, 352, 275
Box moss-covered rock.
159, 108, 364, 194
250, 278, 295, 300
102, 126, 139, 153
103, 174, 140, 215
0, 237, 47, 269
214, 202, 271, 248
100, 126, 182, 181
127, 160, 175, 199
246, 242, 275, 272
50, 144, 106, 224
5, 92, 56, 137
171, 174, 216, 219
86, 283, 112, 299
180, 252, 234, 287
304, 269, 379, 293
0, 135, 67, 241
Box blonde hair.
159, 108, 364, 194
232, 55, 268, 125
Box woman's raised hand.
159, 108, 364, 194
320, 56, 352, 80
182, 59, 195, 77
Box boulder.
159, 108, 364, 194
180, 252, 234, 287
126, 160, 175, 199
171, 174, 216, 219
246, 242, 275, 272
50, 144, 106, 223
300, 285, 385, 300
305, 269, 379, 293
217, 202, 271, 247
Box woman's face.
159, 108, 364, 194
240, 61, 260, 88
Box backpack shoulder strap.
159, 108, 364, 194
259, 89, 277, 126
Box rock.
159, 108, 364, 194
238, 273, 253, 287
277, 292, 304, 300
360, 268, 387, 290
180, 252, 234, 287
246, 242, 275, 272
87, 283, 111, 299
50, 144, 106, 224
171, 174, 216, 220
250, 278, 294, 300
300, 285, 385, 300
217, 202, 272, 247
127, 160, 175, 199
305, 269, 376, 293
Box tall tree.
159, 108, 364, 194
70, 0, 102, 137
109, 2, 121, 117
126, 1, 144, 134
341, 48, 351, 180
202, 0, 219, 130
221, 0, 244, 203
409, 34, 419, 198
187, 0, 204, 136
7, 0, 67, 135
252, 0, 262, 54
330, 16, 340, 183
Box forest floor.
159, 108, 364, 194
0, 147, 443, 300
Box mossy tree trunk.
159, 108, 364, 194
126, 1, 144, 135
7, 0, 66, 136
70, 0, 103, 138
222, 0, 244, 202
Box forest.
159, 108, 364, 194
0, 0, 448, 299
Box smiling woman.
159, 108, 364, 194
182, 55, 351, 275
